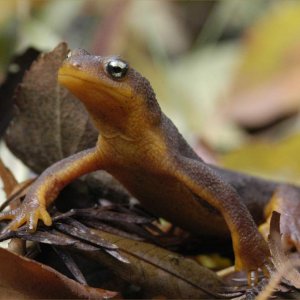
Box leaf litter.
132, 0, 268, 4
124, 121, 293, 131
2, 42, 300, 298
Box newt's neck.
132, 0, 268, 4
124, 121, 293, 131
86, 92, 163, 142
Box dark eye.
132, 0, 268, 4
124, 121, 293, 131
106, 59, 128, 79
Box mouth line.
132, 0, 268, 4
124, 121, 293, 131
58, 72, 128, 98
58, 73, 97, 86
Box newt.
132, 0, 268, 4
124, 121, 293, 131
0, 49, 272, 282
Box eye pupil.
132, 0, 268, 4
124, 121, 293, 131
106, 59, 128, 79
112, 66, 122, 73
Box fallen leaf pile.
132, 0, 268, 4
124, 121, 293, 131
1, 42, 300, 299
0, 157, 237, 299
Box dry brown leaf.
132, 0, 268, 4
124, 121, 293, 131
256, 211, 300, 300
0, 246, 119, 299
5, 42, 98, 174
0, 48, 40, 137
268, 211, 300, 288
0, 158, 32, 254
81, 229, 240, 299
0, 157, 17, 196
0, 157, 34, 214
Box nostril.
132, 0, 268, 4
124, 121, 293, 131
71, 48, 90, 56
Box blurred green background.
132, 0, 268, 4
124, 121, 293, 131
2, 0, 300, 186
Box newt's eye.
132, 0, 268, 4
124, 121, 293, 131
105, 59, 128, 79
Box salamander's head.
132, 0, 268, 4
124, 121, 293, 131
58, 49, 161, 134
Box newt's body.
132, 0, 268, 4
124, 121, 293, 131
0, 49, 273, 278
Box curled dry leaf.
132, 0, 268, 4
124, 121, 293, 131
268, 211, 300, 288
260, 185, 300, 252
54, 219, 119, 250
0, 48, 40, 137
0, 158, 33, 255
256, 211, 300, 300
0, 246, 119, 299
0, 200, 157, 266
73, 208, 153, 224
0, 157, 17, 196
80, 229, 241, 299
51, 201, 157, 244
52, 246, 87, 285
5, 42, 98, 173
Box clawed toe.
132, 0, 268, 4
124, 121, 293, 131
39, 207, 52, 226
28, 212, 38, 232
247, 262, 274, 287
0, 204, 52, 234
248, 270, 259, 287
27, 207, 52, 232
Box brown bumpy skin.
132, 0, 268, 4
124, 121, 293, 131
0, 49, 271, 283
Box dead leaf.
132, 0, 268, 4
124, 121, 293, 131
256, 211, 300, 300
5, 42, 98, 174
0, 157, 17, 196
54, 219, 119, 251
69, 206, 153, 224
8, 228, 102, 251
80, 229, 241, 299
0, 158, 32, 255
0, 158, 33, 221
0, 47, 40, 137
52, 246, 87, 285
268, 211, 300, 288
0, 179, 33, 212
0, 247, 119, 299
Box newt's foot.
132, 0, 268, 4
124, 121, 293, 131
245, 262, 274, 287
234, 231, 272, 286
0, 201, 52, 233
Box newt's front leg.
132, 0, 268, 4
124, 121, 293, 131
0, 147, 101, 232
